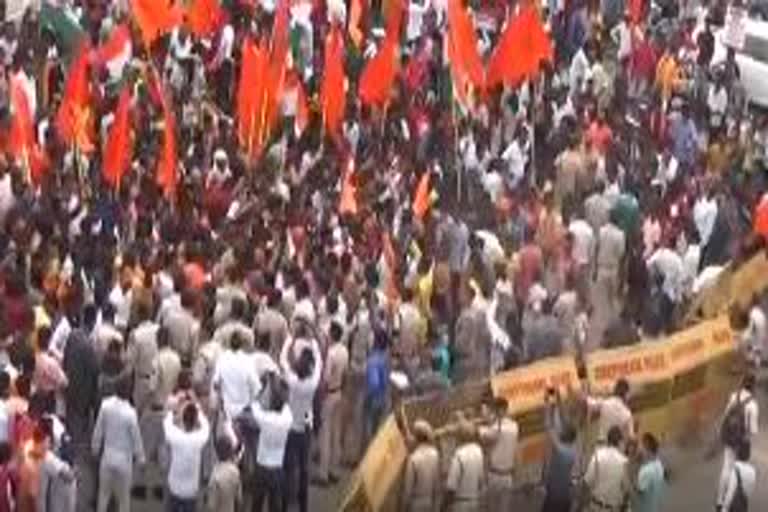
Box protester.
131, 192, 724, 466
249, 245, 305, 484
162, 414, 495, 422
162, 401, 210, 512
401, 419, 440, 512
632, 433, 666, 512
717, 440, 756, 512
584, 425, 631, 512
542, 389, 577, 512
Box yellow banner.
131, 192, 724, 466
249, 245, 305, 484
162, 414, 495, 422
666, 316, 734, 374
585, 342, 671, 395
357, 415, 407, 511
491, 356, 580, 414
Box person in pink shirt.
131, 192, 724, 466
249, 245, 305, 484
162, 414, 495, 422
33, 328, 68, 397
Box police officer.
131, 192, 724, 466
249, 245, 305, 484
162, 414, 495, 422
443, 419, 485, 512
479, 397, 519, 510
402, 419, 440, 512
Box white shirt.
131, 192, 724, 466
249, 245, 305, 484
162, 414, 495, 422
92, 396, 145, 472
407, 0, 430, 41
693, 196, 718, 247
251, 350, 280, 379
647, 247, 685, 302
163, 410, 210, 499
501, 139, 528, 187
744, 306, 768, 354
251, 402, 293, 468
569, 48, 590, 95
569, 219, 595, 267
585, 445, 629, 506
109, 285, 133, 329
0, 399, 8, 443
215, 25, 235, 64
722, 461, 756, 509
281, 338, 322, 431
50, 316, 72, 361
212, 349, 261, 418
588, 395, 635, 441
611, 21, 632, 61
482, 171, 504, 204
681, 243, 701, 295
707, 85, 728, 116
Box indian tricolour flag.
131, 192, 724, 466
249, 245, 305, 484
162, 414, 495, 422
94, 23, 132, 82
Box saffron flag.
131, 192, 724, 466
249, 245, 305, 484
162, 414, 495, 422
447, 0, 484, 89
237, 38, 268, 157
261, 0, 291, 145
55, 43, 94, 152
157, 93, 178, 199
338, 158, 358, 216
487, 5, 552, 88
382, 233, 400, 307
10, 77, 48, 184
103, 87, 133, 190
130, 0, 182, 46
320, 26, 346, 142
358, 37, 398, 107
185, 0, 224, 37
412, 171, 431, 219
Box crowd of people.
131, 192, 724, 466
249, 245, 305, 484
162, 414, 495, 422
0, 0, 765, 510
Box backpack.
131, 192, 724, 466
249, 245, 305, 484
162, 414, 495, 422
729, 467, 749, 512
720, 394, 752, 449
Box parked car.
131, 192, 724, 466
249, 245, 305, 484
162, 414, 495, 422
712, 18, 768, 108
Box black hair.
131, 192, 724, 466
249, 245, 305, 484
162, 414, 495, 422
607, 425, 623, 447
329, 322, 343, 343
182, 402, 198, 431
614, 378, 630, 399
0, 371, 10, 399
295, 347, 315, 380
642, 433, 659, 455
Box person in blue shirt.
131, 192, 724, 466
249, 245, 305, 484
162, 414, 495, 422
632, 433, 666, 512
542, 388, 578, 512
364, 329, 390, 448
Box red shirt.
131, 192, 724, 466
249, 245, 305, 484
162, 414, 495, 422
587, 121, 613, 154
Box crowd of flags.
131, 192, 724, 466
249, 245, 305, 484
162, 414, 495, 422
12, 0, 553, 216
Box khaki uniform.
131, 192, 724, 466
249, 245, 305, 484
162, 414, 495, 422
397, 302, 426, 376
402, 444, 440, 512
445, 443, 484, 512
128, 321, 160, 416
163, 306, 200, 361
318, 341, 349, 480
253, 306, 289, 358
207, 460, 242, 512
480, 418, 519, 510
153, 347, 182, 408
343, 308, 373, 463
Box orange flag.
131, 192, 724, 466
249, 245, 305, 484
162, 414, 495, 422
103, 87, 133, 190
261, 0, 291, 144
412, 171, 431, 219
55, 43, 94, 153
516, 6, 553, 79
486, 13, 524, 88
320, 25, 346, 142
237, 38, 268, 157
157, 92, 178, 199
338, 158, 358, 216
185, 0, 224, 38
447, 0, 484, 89
130, 0, 182, 46
10, 77, 48, 184
358, 37, 398, 107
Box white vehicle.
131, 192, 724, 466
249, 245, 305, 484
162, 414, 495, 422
712, 18, 768, 108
